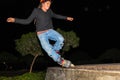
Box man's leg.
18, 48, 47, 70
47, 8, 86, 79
37, 32, 61, 63
47, 29, 64, 52
37, 30, 75, 67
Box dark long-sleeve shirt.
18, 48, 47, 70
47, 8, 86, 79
15, 8, 67, 32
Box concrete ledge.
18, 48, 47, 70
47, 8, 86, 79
45, 63, 120, 80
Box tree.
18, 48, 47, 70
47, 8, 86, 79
56, 28, 80, 53
15, 32, 43, 73
97, 48, 120, 63
0, 51, 18, 71
15, 28, 80, 73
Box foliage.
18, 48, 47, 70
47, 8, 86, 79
0, 51, 18, 63
0, 71, 46, 80
57, 28, 80, 52
97, 48, 120, 63
15, 32, 43, 56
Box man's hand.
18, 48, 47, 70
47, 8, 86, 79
7, 17, 15, 23
67, 17, 74, 21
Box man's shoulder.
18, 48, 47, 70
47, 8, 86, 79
32, 8, 41, 13
34, 8, 39, 10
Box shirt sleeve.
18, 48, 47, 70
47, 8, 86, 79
50, 9, 67, 20
15, 8, 37, 25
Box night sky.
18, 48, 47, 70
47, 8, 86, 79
0, 0, 117, 58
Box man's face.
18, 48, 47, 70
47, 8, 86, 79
42, 1, 51, 10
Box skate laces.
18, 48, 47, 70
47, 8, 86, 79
59, 58, 75, 68
60, 58, 69, 67
59, 58, 65, 66
61, 59, 65, 66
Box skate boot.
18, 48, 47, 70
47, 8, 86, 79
59, 58, 75, 68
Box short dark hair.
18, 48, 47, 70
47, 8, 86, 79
40, 0, 51, 3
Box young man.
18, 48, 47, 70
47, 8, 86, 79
7, 0, 74, 67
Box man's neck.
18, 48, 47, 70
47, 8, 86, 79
41, 7, 47, 12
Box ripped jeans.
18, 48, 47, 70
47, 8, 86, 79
37, 29, 64, 63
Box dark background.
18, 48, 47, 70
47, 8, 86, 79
0, 0, 118, 59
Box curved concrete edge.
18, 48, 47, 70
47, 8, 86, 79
45, 64, 120, 80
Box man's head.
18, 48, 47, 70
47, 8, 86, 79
40, 0, 52, 11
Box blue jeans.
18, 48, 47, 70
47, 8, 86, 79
37, 29, 64, 63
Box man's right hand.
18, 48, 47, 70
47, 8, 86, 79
7, 17, 15, 23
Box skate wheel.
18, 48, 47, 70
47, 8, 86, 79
70, 64, 75, 67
